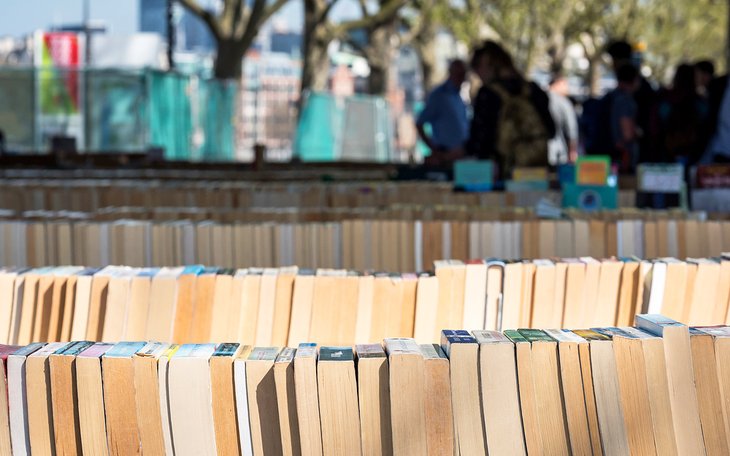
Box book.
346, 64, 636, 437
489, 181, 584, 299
689, 327, 730, 454
383, 338, 426, 455
317, 346, 361, 456
619, 326, 678, 455
472, 330, 526, 455
544, 329, 594, 455
49, 341, 94, 456
505, 329, 542, 454
210, 343, 244, 456
232, 345, 254, 456
636, 314, 706, 454
0, 344, 20, 454
293, 343, 322, 456
273, 347, 300, 456
8, 343, 43, 455
356, 343, 392, 456
157, 344, 179, 455
246, 347, 282, 456
132, 342, 171, 456
26, 342, 66, 455
595, 327, 656, 454
103, 341, 147, 455
518, 329, 571, 454
441, 330, 487, 455
419, 344, 454, 456
168, 344, 218, 455
76, 342, 114, 455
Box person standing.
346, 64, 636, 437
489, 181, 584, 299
547, 75, 578, 165
416, 60, 469, 164
606, 40, 656, 162
466, 41, 555, 179
609, 64, 641, 171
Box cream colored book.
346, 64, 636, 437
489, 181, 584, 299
210, 343, 244, 456
582, 330, 630, 456
76, 342, 114, 456
384, 338, 426, 455
132, 342, 171, 456
125, 268, 156, 340
49, 341, 94, 456
596, 327, 657, 455
9, 343, 45, 456
271, 267, 298, 346
462, 260, 487, 331
543, 329, 594, 455
274, 347, 300, 456
158, 344, 180, 456
0, 270, 18, 345
620, 326, 678, 455
145, 267, 183, 342
101, 267, 136, 342
26, 342, 68, 456
103, 342, 147, 455
293, 343, 322, 456
473, 330, 526, 455
317, 346, 361, 456
69, 270, 95, 341
636, 314, 706, 455
517, 329, 572, 454
529, 260, 556, 328
246, 347, 282, 456
412, 274, 438, 343
441, 330, 486, 455
356, 344, 392, 456
255, 268, 279, 346
287, 272, 315, 346
168, 344, 218, 456
419, 344, 454, 456
689, 327, 730, 455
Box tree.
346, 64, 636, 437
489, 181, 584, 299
301, 0, 408, 97
178, 0, 288, 79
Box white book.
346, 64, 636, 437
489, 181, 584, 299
168, 344, 217, 456
234, 357, 254, 456
462, 261, 487, 331
8, 343, 44, 456
646, 261, 666, 314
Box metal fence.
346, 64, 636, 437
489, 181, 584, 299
0, 67, 236, 161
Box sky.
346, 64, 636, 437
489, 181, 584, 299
0, 0, 358, 38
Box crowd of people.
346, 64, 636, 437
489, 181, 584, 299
417, 40, 730, 180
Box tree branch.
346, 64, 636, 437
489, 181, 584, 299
178, 0, 222, 41
336, 0, 408, 34
261, 0, 290, 25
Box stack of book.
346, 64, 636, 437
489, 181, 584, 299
0, 257, 729, 347
2, 213, 726, 268
0, 314, 728, 454
0, 178, 638, 212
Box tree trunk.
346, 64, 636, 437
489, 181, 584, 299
414, 21, 439, 92
301, 30, 331, 95
365, 22, 397, 95
214, 38, 245, 79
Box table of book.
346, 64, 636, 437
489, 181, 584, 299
0, 315, 728, 455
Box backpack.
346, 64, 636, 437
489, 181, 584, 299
490, 82, 550, 177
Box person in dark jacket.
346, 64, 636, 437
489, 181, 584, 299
466, 41, 555, 180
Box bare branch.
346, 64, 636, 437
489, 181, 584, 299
178, 0, 222, 41
336, 0, 408, 34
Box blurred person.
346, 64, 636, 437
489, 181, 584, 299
606, 40, 656, 162
657, 64, 708, 165
547, 75, 578, 165
609, 64, 641, 171
466, 41, 555, 179
704, 79, 730, 163
416, 60, 469, 165
694, 60, 715, 98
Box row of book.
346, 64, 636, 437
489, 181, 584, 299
0, 179, 637, 212
1, 257, 728, 347
2, 216, 727, 269
0, 314, 727, 455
